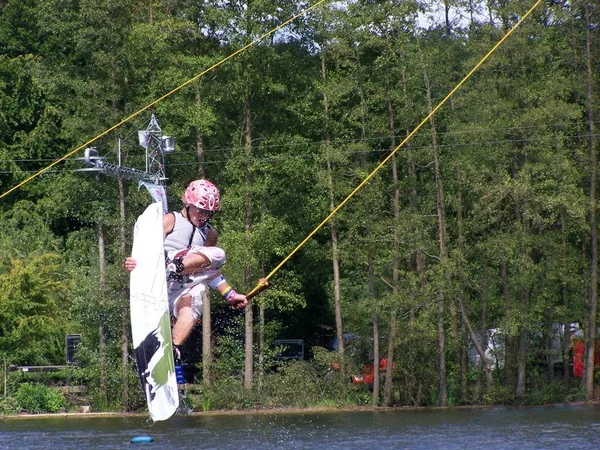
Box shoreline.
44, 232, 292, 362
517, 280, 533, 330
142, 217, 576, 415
1, 401, 597, 420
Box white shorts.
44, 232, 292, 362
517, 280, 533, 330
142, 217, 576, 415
165, 246, 226, 321
167, 277, 206, 321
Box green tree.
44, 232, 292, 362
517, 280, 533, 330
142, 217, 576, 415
0, 251, 71, 365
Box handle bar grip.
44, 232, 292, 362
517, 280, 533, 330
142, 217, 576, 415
246, 280, 271, 300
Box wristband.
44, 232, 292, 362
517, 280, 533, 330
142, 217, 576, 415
223, 288, 238, 304
208, 274, 226, 289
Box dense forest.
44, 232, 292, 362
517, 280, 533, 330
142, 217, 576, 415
1, 0, 599, 413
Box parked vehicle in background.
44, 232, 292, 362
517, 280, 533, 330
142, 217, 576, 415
274, 339, 304, 361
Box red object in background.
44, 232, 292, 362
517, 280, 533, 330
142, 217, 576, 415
572, 339, 600, 378
573, 339, 585, 378
352, 358, 394, 385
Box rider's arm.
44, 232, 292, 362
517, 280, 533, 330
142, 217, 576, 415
125, 212, 175, 272
163, 212, 175, 239
208, 273, 248, 309
206, 228, 218, 246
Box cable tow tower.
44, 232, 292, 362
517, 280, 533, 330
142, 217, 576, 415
79, 113, 175, 186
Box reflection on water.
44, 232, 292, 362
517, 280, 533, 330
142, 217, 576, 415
0, 404, 598, 450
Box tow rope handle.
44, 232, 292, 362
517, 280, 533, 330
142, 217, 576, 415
246, 279, 271, 300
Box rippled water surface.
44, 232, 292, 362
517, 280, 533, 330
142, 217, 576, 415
0, 404, 599, 449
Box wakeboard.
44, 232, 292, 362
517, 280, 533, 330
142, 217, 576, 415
130, 202, 179, 421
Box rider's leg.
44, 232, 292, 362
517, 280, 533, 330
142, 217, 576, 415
183, 246, 226, 274
172, 295, 195, 347
166, 246, 226, 280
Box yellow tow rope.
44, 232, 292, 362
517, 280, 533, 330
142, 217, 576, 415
0, 0, 544, 300
0, 0, 330, 201
246, 0, 544, 299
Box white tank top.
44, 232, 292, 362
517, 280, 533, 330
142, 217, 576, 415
163, 211, 210, 253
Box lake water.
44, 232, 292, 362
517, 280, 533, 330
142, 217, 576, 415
0, 404, 598, 449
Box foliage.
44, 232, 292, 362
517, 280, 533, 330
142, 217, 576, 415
72, 344, 145, 412
191, 359, 371, 411
258, 361, 323, 408
210, 314, 247, 380
15, 383, 65, 414
523, 380, 576, 406
7, 366, 82, 390
0, 251, 72, 365
0, 0, 599, 411
192, 377, 253, 411
0, 396, 19, 415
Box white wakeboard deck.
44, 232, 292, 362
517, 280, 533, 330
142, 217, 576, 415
130, 202, 179, 421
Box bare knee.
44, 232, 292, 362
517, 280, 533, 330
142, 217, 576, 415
182, 254, 210, 275
176, 295, 193, 314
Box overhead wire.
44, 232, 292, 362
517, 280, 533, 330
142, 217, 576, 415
0, 0, 329, 201
0, 0, 549, 299
4, 126, 597, 168
3, 129, 597, 176
246, 0, 545, 297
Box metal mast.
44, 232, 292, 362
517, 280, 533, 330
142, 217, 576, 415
80, 113, 175, 185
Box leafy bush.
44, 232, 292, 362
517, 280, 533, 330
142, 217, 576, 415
310, 346, 361, 403
8, 366, 83, 391
525, 381, 572, 405
0, 396, 19, 415
72, 345, 145, 412
485, 383, 516, 405
190, 377, 253, 411
259, 361, 322, 408
16, 383, 65, 413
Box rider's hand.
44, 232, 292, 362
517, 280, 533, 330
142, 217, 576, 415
228, 293, 248, 310
124, 257, 137, 272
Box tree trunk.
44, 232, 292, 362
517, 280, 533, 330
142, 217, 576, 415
366, 199, 379, 405
516, 292, 528, 398
403, 63, 423, 325
444, 0, 452, 35
545, 320, 554, 383
355, 54, 380, 405
457, 293, 493, 391
423, 61, 448, 407
384, 64, 399, 406
371, 314, 380, 407
561, 214, 571, 386
243, 240, 254, 391
202, 292, 212, 387
486, 0, 495, 26
328, 172, 343, 366
258, 302, 265, 387
243, 95, 254, 390
321, 50, 345, 367
365, 195, 379, 404
500, 260, 515, 387
195, 89, 206, 179
118, 176, 129, 411
583, 0, 598, 401
193, 89, 212, 387
98, 220, 107, 407
477, 266, 492, 395
455, 187, 468, 398
468, 0, 475, 24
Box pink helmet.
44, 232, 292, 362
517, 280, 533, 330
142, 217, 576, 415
182, 180, 220, 211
